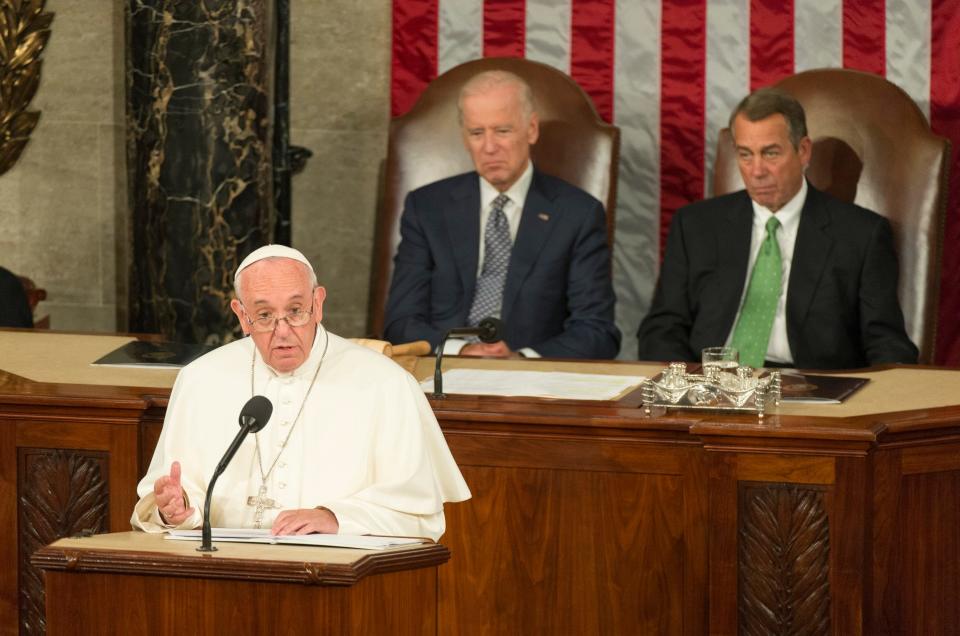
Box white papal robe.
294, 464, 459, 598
131, 328, 471, 541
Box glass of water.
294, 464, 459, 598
701, 346, 739, 376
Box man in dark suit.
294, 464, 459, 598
384, 70, 620, 359
638, 88, 917, 369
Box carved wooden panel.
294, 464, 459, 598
738, 482, 830, 636
441, 464, 691, 634
896, 470, 960, 632
18, 448, 109, 636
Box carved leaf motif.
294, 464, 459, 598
13, 29, 49, 67
0, 0, 53, 176
19, 449, 109, 636
11, 58, 41, 105
738, 483, 831, 636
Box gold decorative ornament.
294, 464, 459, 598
0, 0, 54, 176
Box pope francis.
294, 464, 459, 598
131, 245, 471, 541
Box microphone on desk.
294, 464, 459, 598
197, 395, 273, 552
432, 317, 504, 399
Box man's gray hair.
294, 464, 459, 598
457, 70, 537, 123
234, 257, 318, 301
729, 87, 808, 149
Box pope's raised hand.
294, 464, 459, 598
153, 461, 195, 525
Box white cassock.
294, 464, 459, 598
131, 328, 471, 541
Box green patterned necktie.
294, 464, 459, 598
731, 216, 782, 368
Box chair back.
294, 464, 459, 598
713, 68, 950, 363
368, 57, 620, 337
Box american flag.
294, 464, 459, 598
391, 0, 960, 364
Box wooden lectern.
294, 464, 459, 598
32, 532, 447, 635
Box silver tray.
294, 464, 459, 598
641, 362, 782, 419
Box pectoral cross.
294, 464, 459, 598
246, 484, 278, 528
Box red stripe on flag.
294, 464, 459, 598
931, 0, 960, 365
750, 0, 794, 90
391, 0, 439, 117
483, 0, 526, 58
570, 1, 616, 123
659, 0, 707, 254
842, 0, 885, 76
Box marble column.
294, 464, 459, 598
127, 0, 274, 344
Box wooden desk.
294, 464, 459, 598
3, 330, 960, 634
32, 532, 446, 635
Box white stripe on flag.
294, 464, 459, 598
705, 0, 750, 198
525, 0, 571, 72
886, 0, 931, 119
795, 0, 842, 71
438, 0, 483, 74
613, 0, 662, 359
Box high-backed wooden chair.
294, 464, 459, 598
368, 57, 620, 338
713, 68, 950, 363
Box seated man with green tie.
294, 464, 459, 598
637, 88, 917, 369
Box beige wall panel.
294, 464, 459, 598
289, 0, 392, 338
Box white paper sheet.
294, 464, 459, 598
165, 528, 424, 550
421, 368, 646, 400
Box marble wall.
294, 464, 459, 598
127, 0, 275, 345
0, 0, 392, 339
0, 0, 127, 332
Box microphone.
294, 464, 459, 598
197, 395, 273, 552
433, 317, 504, 398
441, 317, 503, 343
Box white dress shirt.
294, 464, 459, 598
726, 179, 807, 365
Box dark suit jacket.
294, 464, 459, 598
384, 170, 620, 359
637, 185, 918, 369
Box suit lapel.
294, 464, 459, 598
501, 172, 558, 322
447, 175, 481, 303
787, 186, 832, 331
714, 193, 755, 336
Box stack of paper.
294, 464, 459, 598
421, 368, 645, 400
165, 528, 424, 550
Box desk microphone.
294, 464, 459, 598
197, 395, 273, 552
433, 317, 503, 398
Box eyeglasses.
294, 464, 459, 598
241, 303, 314, 333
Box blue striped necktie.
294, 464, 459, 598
468, 194, 512, 326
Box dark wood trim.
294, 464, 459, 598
32, 541, 449, 587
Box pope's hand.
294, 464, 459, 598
153, 461, 195, 525
271, 507, 339, 535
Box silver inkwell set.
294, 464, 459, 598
641, 361, 782, 421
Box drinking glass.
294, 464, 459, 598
701, 346, 739, 376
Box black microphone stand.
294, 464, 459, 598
197, 398, 271, 552
433, 340, 449, 399
432, 317, 503, 399
196, 471, 225, 552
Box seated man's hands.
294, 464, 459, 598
460, 340, 519, 358
271, 507, 339, 535
154, 461, 194, 525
